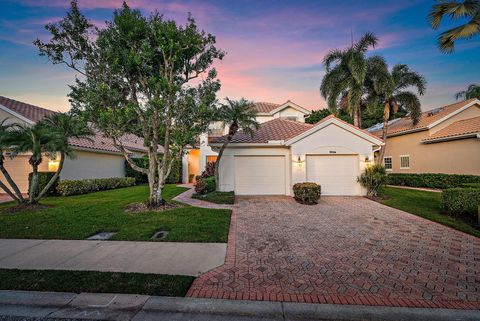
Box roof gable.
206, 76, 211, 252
253, 100, 310, 116
369, 98, 480, 137
285, 115, 384, 146
422, 115, 480, 143
0, 96, 55, 123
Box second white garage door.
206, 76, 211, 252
234, 156, 285, 195
306, 155, 359, 195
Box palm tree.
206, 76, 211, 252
365, 57, 427, 163
429, 0, 480, 53
33, 113, 93, 201
320, 32, 378, 128
455, 84, 480, 100
8, 123, 54, 204
214, 98, 259, 191
0, 120, 26, 204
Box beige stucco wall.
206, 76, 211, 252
1, 155, 49, 193
61, 150, 125, 180
383, 104, 480, 175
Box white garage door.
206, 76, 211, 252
235, 156, 285, 195
306, 155, 359, 195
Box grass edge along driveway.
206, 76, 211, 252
379, 186, 479, 238
0, 184, 231, 242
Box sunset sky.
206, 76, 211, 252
0, 0, 479, 113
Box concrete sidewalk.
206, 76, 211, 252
0, 290, 478, 321
0, 239, 226, 276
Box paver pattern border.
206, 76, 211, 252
187, 196, 480, 310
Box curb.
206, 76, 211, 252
0, 290, 479, 321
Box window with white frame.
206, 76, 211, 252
383, 157, 392, 170
400, 155, 410, 169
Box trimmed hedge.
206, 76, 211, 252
441, 188, 480, 217
194, 176, 216, 195
386, 173, 480, 189
293, 182, 321, 205
125, 157, 182, 184
28, 172, 58, 196
57, 177, 135, 196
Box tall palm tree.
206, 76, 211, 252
0, 120, 25, 204
214, 98, 259, 191
320, 32, 378, 128
33, 113, 93, 201
455, 84, 480, 100
365, 57, 427, 163
429, 0, 480, 53
8, 123, 54, 204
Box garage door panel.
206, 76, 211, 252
306, 155, 358, 195
235, 156, 285, 195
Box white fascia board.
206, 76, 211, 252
268, 101, 311, 116
0, 104, 35, 125
285, 118, 384, 146
427, 99, 480, 129
209, 143, 285, 148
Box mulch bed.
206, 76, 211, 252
2, 203, 52, 214
124, 202, 178, 213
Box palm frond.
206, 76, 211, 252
394, 91, 422, 125
353, 32, 378, 52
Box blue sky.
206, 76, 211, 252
0, 0, 479, 112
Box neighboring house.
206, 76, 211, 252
0, 96, 152, 193
368, 98, 480, 175
182, 100, 311, 183
209, 115, 383, 196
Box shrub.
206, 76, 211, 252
386, 173, 480, 189
200, 162, 215, 178
125, 157, 182, 184
293, 182, 321, 205
57, 177, 135, 196
357, 164, 387, 197
461, 183, 480, 188
194, 176, 216, 195
441, 188, 480, 219
28, 172, 58, 196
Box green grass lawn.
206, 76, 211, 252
0, 269, 193, 297
379, 186, 480, 237
0, 185, 231, 242
192, 191, 235, 204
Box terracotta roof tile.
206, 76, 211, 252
0, 96, 56, 123
369, 99, 479, 137
423, 116, 480, 142
0, 96, 151, 154
211, 118, 314, 144
252, 102, 281, 114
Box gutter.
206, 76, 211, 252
209, 142, 286, 148
421, 132, 480, 144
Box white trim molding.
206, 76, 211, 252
0, 103, 35, 125
427, 99, 480, 129
422, 132, 480, 144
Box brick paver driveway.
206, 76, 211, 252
188, 196, 480, 309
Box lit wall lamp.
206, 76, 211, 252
48, 154, 60, 172
294, 155, 305, 167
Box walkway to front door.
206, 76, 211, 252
187, 196, 480, 309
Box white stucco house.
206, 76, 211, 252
182, 100, 311, 183
210, 115, 384, 196
0, 96, 151, 193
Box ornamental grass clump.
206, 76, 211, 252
357, 163, 387, 198
293, 182, 321, 205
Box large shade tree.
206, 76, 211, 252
365, 57, 426, 163
320, 32, 379, 128
213, 98, 259, 191
455, 84, 480, 99
429, 0, 480, 53
35, 1, 224, 206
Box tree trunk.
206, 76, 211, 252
377, 102, 390, 164
0, 155, 25, 203
29, 163, 39, 205
214, 141, 229, 191
353, 102, 360, 127
34, 152, 65, 202
356, 103, 362, 128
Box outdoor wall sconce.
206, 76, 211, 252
294, 156, 305, 167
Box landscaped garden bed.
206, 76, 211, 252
192, 191, 235, 205
0, 269, 194, 297
379, 186, 480, 237
0, 184, 231, 242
